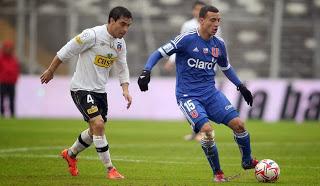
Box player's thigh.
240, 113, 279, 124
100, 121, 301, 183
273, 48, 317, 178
206, 91, 239, 125
70, 91, 106, 122
178, 98, 209, 133
95, 92, 108, 122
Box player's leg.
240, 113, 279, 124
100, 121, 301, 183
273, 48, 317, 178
88, 92, 124, 179
226, 117, 258, 169
199, 122, 225, 182
89, 115, 124, 179
208, 91, 258, 170
8, 84, 15, 117
0, 84, 6, 116
60, 91, 95, 176
179, 98, 225, 182
67, 128, 93, 158
68, 92, 95, 156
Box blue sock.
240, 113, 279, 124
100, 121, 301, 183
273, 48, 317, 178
234, 131, 252, 163
201, 139, 221, 174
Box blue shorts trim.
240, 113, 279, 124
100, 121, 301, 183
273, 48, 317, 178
194, 118, 209, 133
221, 110, 239, 125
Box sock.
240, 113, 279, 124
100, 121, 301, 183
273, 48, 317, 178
234, 131, 252, 163
93, 135, 113, 168
201, 138, 221, 175
68, 128, 93, 158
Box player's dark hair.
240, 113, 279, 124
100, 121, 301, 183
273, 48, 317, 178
199, 5, 219, 18
192, 0, 206, 9
108, 6, 132, 23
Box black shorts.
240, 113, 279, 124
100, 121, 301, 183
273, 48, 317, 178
71, 90, 108, 122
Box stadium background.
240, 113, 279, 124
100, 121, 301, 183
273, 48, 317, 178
1, 0, 319, 122
1, 1, 320, 185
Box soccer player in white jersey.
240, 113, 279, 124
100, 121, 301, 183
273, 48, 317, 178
40, 6, 133, 180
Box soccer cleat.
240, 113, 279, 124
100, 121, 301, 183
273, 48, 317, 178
214, 170, 227, 182
107, 167, 125, 179
60, 149, 79, 176
242, 158, 259, 170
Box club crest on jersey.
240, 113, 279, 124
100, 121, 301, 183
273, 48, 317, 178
94, 54, 117, 68
190, 110, 199, 118
212, 47, 219, 57
116, 42, 122, 51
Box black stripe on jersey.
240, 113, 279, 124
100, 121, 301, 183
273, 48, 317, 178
78, 134, 90, 147
96, 145, 109, 152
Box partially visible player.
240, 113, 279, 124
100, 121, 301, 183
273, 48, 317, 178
138, 5, 258, 182
164, 1, 206, 72
40, 6, 133, 180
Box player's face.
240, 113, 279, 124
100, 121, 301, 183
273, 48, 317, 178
109, 16, 132, 39
200, 11, 221, 36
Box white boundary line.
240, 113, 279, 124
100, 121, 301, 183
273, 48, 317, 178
0, 146, 319, 169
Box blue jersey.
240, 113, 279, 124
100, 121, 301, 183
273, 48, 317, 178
158, 29, 231, 99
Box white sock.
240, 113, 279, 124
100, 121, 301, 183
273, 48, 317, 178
93, 135, 113, 168
69, 128, 93, 157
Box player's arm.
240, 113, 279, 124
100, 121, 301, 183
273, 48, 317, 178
218, 42, 253, 106
163, 54, 176, 72
115, 40, 132, 109
40, 29, 95, 84
40, 56, 62, 84
138, 36, 182, 91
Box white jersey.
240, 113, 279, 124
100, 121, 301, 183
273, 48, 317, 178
180, 18, 199, 34
57, 24, 130, 93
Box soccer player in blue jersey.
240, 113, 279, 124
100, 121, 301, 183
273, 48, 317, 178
138, 5, 258, 182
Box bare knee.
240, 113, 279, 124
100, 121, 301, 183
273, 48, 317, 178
89, 116, 105, 135
228, 118, 246, 133
200, 123, 214, 140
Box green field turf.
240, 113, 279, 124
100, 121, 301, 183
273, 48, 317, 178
0, 119, 319, 185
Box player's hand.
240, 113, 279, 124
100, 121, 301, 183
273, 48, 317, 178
40, 69, 54, 84
123, 91, 132, 109
237, 84, 253, 106
138, 70, 151, 91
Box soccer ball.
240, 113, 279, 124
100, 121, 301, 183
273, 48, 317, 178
255, 159, 280, 182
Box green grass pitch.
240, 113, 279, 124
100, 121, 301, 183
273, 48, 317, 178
0, 119, 319, 185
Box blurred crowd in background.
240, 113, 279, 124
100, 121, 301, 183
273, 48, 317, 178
0, 0, 319, 79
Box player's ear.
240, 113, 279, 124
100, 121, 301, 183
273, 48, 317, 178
109, 18, 116, 24
199, 17, 205, 24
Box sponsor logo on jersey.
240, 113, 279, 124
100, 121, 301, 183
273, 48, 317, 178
87, 105, 98, 114
187, 58, 216, 70
94, 54, 117, 68
212, 47, 219, 57
190, 110, 199, 118
162, 43, 174, 53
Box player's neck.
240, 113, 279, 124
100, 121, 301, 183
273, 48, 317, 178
106, 24, 116, 38
199, 28, 211, 41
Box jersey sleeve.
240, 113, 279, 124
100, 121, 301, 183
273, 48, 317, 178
216, 39, 231, 71
114, 39, 130, 84
57, 29, 96, 62
157, 33, 187, 57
